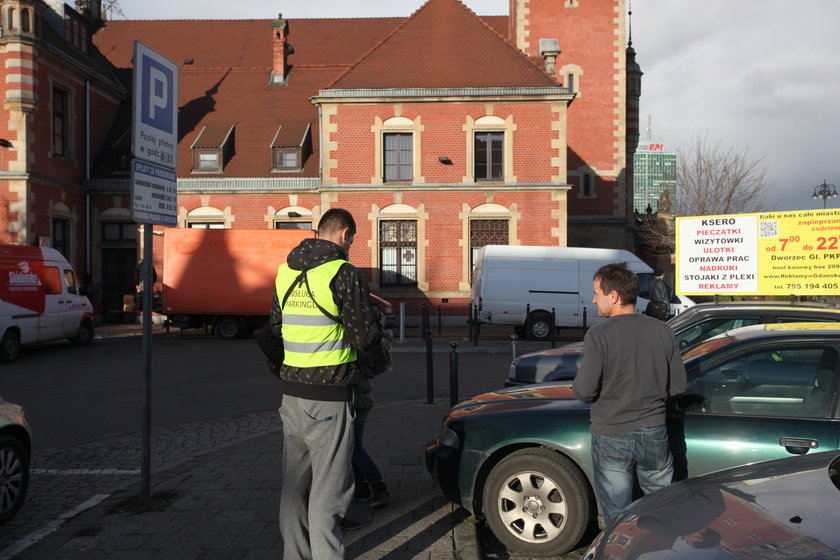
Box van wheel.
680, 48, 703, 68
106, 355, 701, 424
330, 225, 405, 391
527, 313, 552, 341
216, 316, 244, 340
70, 320, 94, 346
0, 331, 20, 363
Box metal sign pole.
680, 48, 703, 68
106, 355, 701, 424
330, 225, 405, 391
141, 226, 153, 501
131, 41, 178, 503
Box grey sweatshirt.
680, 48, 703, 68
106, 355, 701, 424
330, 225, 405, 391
572, 313, 687, 435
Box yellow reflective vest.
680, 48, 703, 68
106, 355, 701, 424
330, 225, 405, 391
275, 259, 357, 368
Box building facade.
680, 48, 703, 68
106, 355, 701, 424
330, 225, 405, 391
0, 0, 641, 323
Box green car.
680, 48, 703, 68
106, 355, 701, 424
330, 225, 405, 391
425, 323, 840, 557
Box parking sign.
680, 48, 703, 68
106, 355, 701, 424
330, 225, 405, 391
132, 41, 178, 169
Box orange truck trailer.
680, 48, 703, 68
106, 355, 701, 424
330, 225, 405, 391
162, 228, 312, 339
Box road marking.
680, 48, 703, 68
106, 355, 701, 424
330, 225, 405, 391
0, 493, 110, 560
31, 468, 141, 475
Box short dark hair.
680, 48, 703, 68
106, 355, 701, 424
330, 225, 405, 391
653, 268, 664, 277
317, 208, 356, 237
594, 262, 639, 305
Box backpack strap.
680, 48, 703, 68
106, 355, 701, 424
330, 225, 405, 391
280, 269, 342, 324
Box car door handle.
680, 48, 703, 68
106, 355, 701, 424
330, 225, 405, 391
780, 437, 819, 455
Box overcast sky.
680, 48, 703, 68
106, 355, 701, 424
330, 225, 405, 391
117, 0, 840, 213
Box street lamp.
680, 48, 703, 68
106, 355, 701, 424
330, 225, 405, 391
812, 180, 838, 209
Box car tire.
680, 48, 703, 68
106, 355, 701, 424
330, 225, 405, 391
0, 330, 21, 364
527, 313, 552, 341
483, 448, 595, 557
70, 320, 94, 346
216, 316, 244, 340
0, 433, 30, 523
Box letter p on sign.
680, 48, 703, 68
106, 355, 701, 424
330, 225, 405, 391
141, 58, 174, 133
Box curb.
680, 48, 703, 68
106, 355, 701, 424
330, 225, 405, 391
453, 514, 483, 560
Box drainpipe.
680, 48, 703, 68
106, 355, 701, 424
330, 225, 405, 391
85, 79, 92, 292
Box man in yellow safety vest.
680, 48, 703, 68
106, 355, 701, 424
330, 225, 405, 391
263, 208, 382, 559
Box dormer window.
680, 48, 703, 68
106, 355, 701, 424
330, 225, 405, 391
274, 149, 299, 170
271, 123, 311, 173
191, 124, 235, 174
196, 150, 221, 172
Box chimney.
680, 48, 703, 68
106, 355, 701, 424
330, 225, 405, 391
271, 14, 290, 85
539, 38, 561, 77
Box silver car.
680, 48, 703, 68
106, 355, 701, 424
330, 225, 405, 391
0, 396, 31, 523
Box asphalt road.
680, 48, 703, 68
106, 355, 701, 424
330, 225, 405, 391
0, 328, 517, 450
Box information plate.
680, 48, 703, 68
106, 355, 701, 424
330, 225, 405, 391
676, 209, 840, 296
131, 159, 177, 227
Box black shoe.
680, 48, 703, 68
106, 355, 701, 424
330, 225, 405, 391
340, 517, 364, 531
370, 482, 390, 508
354, 483, 371, 501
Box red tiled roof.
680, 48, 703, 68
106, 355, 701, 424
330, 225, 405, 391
192, 123, 234, 148
95, 18, 405, 69
327, 0, 555, 90
91, 7, 534, 179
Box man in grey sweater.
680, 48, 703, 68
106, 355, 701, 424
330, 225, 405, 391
573, 262, 687, 527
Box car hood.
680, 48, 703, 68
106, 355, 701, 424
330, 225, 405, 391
598, 451, 840, 558
510, 343, 584, 383
447, 383, 588, 421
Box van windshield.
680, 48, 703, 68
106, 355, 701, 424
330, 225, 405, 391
64, 269, 79, 294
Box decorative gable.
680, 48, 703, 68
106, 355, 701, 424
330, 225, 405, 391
327, 0, 558, 90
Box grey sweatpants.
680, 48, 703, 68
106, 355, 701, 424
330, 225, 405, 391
278, 395, 355, 560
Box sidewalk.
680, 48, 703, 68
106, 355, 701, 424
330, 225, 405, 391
4, 399, 480, 560
95, 320, 582, 355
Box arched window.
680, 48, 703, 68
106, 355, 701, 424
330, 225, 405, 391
469, 204, 510, 276
378, 204, 418, 286
21, 8, 29, 32
274, 206, 313, 230
186, 206, 226, 229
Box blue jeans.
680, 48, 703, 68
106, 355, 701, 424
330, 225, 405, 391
352, 408, 383, 486
591, 425, 673, 526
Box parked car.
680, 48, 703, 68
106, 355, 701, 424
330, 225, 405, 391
0, 396, 31, 523
582, 450, 840, 559
507, 303, 840, 385
426, 323, 840, 556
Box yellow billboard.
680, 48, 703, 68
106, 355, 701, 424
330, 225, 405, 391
676, 209, 840, 296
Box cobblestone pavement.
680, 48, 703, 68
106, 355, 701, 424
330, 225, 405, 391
0, 400, 479, 560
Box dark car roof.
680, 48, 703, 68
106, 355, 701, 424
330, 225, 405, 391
668, 302, 840, 328
604, 451, 840, 558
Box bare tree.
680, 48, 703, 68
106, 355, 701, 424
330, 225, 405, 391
637, 133, 770, 254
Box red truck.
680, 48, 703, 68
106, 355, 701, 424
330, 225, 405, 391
162, 228, 392, 339
162, 228, 311, 339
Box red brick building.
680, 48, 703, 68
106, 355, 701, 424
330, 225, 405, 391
0, 0, 640, 323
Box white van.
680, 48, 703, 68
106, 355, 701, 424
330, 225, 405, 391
471, 245, 693, 339
0, 245, 94, 362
